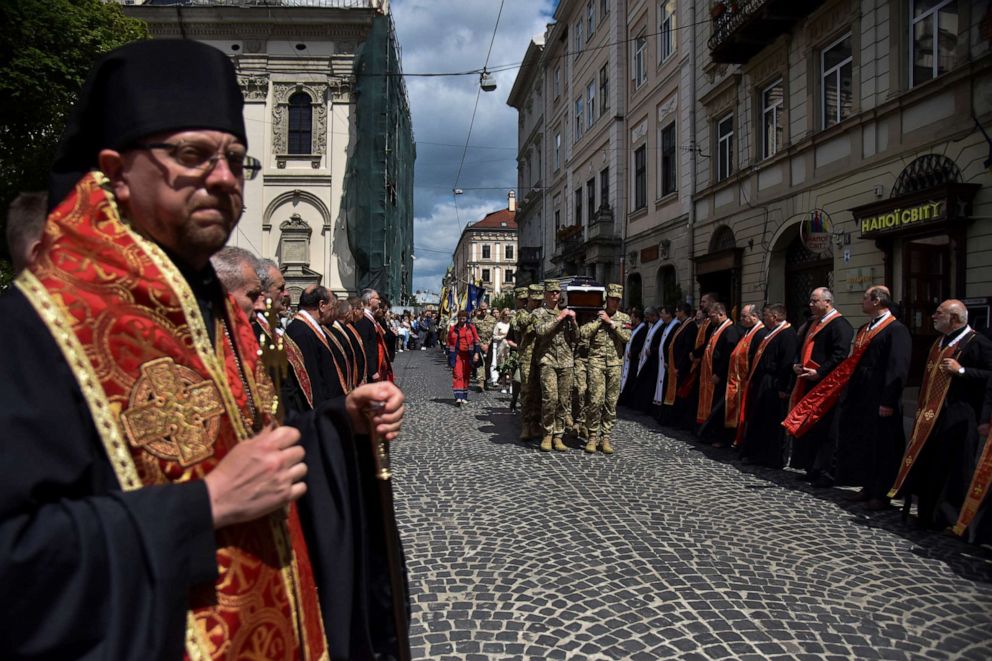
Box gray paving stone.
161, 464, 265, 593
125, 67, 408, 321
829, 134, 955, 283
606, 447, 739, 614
391, 351, 992, 660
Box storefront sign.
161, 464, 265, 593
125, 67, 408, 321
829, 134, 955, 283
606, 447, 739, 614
858, 201, 943, 237
640, 245, 659, 263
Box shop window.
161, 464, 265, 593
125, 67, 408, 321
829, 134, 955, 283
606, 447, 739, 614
762, 79, 784, 160
821, 33, 852, 129
911, 0, 958, 87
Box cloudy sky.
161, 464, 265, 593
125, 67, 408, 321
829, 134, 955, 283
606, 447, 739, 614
391, 0, 557, 295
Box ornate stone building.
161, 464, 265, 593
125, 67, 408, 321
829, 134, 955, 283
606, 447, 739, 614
451, 193, 519, 301
120, 0, 414, 305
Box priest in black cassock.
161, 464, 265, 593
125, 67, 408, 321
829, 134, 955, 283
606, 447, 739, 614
788, 287, 854, 485
633, 307, 669, 413
696, 302, 741, 443
618, 308, 649, 407
835, 286, 911, 509
0, 40, 407, 660
287, 285, 346, 401
890, 299, 992, 526
738, 304, 798, 467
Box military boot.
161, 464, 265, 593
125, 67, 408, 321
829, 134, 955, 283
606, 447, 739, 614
584, 435, 598, 454
553, 436, 567, 452
540, 435, 553, 452
600, 437, 614, 455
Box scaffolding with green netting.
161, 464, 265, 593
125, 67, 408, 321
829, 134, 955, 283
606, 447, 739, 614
344, 13, 415, 305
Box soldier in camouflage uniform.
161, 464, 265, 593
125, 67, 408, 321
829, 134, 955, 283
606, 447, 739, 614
517, 283, 543, 440
474, 303, 497, 390
580, 283, 632, 454
570, 314, 594, 439
508, 287, 529, 411
533, 280, 577, 452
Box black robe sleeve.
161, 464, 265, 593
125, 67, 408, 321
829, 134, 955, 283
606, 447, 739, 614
356, 317, 380, 382
287, 319, 333, 403
881, 322, 912, 410
0, 291, 217, 660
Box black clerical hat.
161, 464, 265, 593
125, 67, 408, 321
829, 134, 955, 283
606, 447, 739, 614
48, 39, 247, 210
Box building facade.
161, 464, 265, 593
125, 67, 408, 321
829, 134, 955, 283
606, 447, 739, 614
451, 194, 519, 300
691, 0, 991, 380
510, 0, 991, 379
120, 0, 414, 305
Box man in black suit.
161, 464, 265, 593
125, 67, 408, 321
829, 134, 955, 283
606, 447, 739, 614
789, 287, 854, 486
286, 285, 343, 401
356, 289, 383, 383
835, 286, 912, 510
891, 299, 992, 526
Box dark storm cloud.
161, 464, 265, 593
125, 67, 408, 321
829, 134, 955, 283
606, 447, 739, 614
391, 0, 554, 294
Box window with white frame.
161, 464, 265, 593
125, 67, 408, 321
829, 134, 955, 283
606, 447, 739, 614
482, 268, 491, 282
633, 145, 647, 210
659, 0, 676, 63
554, 67, 561, 98
482, 244, 491, 259
505, 244, 514, 260
633, 34, 647, 89
911, 0, 958, 87
505, 269, 514, 283
554, 132, 561, 170
716, 113, 734, 182
599, 64, 610, 116
587, 0, 596, 35
575, 20, 584, 56
761, 79, 783, 159
574, 97, 584, 141
586, 81, 596, 128
660, 122, 677, 196
821, 33, 852, 129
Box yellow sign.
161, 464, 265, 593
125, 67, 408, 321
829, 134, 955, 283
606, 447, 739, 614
859, 201, 942, 236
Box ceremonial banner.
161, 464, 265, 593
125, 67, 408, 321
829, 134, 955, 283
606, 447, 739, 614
888, 333, 973, 498
782, 316, 897, 438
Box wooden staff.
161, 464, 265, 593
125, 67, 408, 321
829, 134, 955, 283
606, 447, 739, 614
365, 400, 411, 661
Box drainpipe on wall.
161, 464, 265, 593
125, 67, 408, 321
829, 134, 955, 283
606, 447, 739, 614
687, 0, 699, 305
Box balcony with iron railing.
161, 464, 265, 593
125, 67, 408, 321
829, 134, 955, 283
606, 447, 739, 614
707, 0, 824, 64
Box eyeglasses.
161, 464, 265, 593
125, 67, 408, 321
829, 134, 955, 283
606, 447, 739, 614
132, 141, 261, 180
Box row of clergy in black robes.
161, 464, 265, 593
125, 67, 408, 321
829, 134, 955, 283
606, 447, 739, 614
0, 274, 405, 659
285, 315, 367, 401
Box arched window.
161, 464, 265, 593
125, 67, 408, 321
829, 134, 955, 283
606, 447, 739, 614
288, 92, 312, 154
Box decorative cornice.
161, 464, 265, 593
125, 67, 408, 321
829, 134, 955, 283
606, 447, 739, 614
238, 74, 269, 102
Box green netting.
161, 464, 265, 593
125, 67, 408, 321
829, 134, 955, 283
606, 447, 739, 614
344, 13, 415, 304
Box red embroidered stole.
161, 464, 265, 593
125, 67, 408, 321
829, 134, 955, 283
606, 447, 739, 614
725, 322, 763, 428
789, 312, 843, 410
889, 333, 974, 498
733, 322, 792, 446
345, 324, 368, 386
331, 323, 360, 389
955, 425, 992, 535
257, 314, 314, 408
696, 319, 732, 424
371, 316, 394, 383
294, 312, 350, 396
662, 320, 691, 405
19, 173, 327, 659
322, 324, 353, 394
782, 315, 897, 438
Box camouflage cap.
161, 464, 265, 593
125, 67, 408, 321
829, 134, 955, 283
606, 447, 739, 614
544, 279, 561, 293
528, 283, 543, 300
514, 286, 528, 298
606, 283, 623, 299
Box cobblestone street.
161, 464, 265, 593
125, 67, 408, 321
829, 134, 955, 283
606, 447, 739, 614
390, 349, 992, 660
